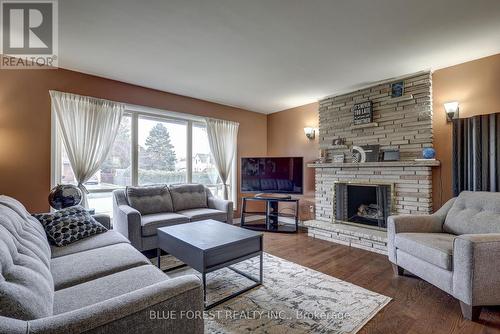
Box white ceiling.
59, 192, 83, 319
59, 0, 500, 114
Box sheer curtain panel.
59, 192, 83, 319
50, 91, 124, 207
205, 118, 239, 200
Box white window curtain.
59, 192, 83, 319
205, 118, 239, 200
50, 90, 125, 207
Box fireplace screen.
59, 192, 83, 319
335, 183, 392, 229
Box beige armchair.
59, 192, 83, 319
387, 191, 500, 321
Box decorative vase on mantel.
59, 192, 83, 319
422, 148, 436, 159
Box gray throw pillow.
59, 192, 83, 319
126, 185, 174, 214
32, 206, 107, 247
168, 184, 208, 211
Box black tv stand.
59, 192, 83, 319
240, 195, 299, 233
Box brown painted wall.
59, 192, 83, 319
267, 102, 319, 197
432, 53, 500, 209
0, 66, 267, 212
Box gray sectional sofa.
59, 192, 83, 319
0, 195, 203, 334
113, 183, 233, 251
388, 191, 500, 321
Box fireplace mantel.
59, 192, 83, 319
307, 160, 440, 168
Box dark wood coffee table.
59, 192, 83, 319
157, 220, 263, 309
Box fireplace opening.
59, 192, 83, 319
347, 185, 381, 227
335, 183, 391, 229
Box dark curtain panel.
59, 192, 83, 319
452, 113, 500, 196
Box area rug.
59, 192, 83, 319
151, 253, 391, 334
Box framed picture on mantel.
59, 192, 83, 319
352, 101, 373, 125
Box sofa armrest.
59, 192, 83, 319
208, 196, 234, 223
28, 274, 204, 334
92, 214, 111, 229
453, 234, 500, 306
388, 214, 444, 234
112, 204, 142, 250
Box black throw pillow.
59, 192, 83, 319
33, 205, 107, 247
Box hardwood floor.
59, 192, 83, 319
263, 231, 500, 334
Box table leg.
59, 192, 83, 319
156, 248, 161, 268
240, 198, 247, 227
202, 272, 207, 306
265, 200, 270, 230
259, 251, 263, 284
295, 200, 299, 233
205, 252, 263, 310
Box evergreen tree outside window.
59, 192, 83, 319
138, 117, 187, 185
144, 123, 177, 171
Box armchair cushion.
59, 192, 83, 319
177, 208, 227, 222
141, 213, 189, 237
444, 191, 500, 235
395, 233, 455, 270
169, 184, 208, 211
126, 185, 173, 215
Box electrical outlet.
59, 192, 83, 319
309, 205, 314, 213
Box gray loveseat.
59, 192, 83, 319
113, 183, 233, 252
388, 191, 500, 321
0, 195, 203, 334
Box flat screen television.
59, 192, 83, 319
241, 157, 303, 194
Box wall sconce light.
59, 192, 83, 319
304, 127, 315, 140
444, 101, 459, 122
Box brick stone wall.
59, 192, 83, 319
319, 72, 432, 161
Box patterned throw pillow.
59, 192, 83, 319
33, 206, 107, 247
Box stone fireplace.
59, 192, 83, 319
304, 72, 440, 254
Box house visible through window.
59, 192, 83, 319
192, 124, 223, 198
54, 107, 235, 216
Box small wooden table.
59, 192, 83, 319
240, 196, 299, 233
157, 220, 263, 309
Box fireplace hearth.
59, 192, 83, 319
335, 183, 392, 229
